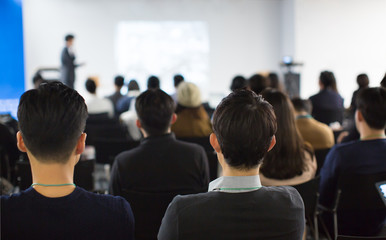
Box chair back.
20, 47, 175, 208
94, 139, 139, 165
178, 137, 218, 180
314, 148, 330, 176
74, 159, 95, 191
292, 176, 320, 219
122, 189, 200, 240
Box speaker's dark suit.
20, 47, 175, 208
60, 47, 76, 89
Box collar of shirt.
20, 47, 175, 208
208, 175, 262, 193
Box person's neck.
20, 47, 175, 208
219, 155, 260, 177
295, 110, 310, 117
360, 128, 386, 141
29, 154, 76, 198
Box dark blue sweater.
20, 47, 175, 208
1, 187, 134, 240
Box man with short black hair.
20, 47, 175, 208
1, 82, 134, 239
319, 87, 386, 236
158, 89, 305, 239
147, 75, 160, 89
85, 78, 114, 118
107, 75, 125, 113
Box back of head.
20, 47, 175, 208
268, 72, 279, 89
135, 89, 175, 136
260, 89, 306, 179
32, 72, 46, 89
17, 81, 88, 163
230, 75, 247, 92
128, 79, 140, 91
320, 71, 337, 92
356, 87, 386, 130
249, 74, 269, 95
177, 82, 202, 108
173, 74, 184, 88
114, 75, 124, 88
356, 73, 369, 89
212, 90, 277, 170
291, 97, 312, 114
85, 78, 96, 94
147, 76, 160, 89
65, 34, 74, 42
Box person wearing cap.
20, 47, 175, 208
171, 82, 212, 138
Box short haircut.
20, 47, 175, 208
291, 97, 313, 114
65, 34, 74, 42
32, 72, 44, 85
147, 76, 160, 89
356, 87, 386, 130
85, 78, 96, 94
173, 74, 184, 87
356, 73, 369, 89
135, 89, 175, 136
128, 79, 140, 91
268, 72, 280, 89
320, 71, 338, 92
17, 81, 88, 163
114, 76, 124, 87
230, 75, 247, 92
249, 74, 269, 95
212, 90, 277, 170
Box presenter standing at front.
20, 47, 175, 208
60, 34, 82, 89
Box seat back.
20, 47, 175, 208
122, 189, 200, 240
292, 176, 320, 219
94, 139, 139, 165
178, 137, 218, 180
314, 148, 330, 176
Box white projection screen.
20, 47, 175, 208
115, 21, 210, 98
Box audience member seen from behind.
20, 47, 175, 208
171, 74, 185, 102
292, 98, 334, 150
117, 79, 140, 115
110, 89, 209, 239
107, 75, 124, 114
158, 90, 305, 239
230, 75, 248, 92
85, 78, 114, 118
309, 71, 344, 126
249, 73, 269, 95
319, 87, 386, 236
380, 73, 386, 88
119, 80, 142, 140
147, 75, 160, 90
1, 82, 134, 240
268, 72, 284, 92
260, 89, 316, 186
350, 73, 369, 115
171, 82, 212, 138
32, 72, 46, 89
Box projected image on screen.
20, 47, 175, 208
115, 21, 209, 96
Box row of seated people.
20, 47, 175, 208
1, 77, 385, 239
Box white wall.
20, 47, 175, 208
23, 0, 283, 103
294, 0, 386, 106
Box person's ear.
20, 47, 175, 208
170, 113, 177, 125
267, 135, 276, 152
75, 133, 87, 155
209, 133, 222, 153
356, 110, 364, 122
16, 131, 27, 152
136, 119, 142, 128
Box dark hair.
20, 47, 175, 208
356, 87, 386, 130
268, 73, 280, 89
260, 89, 310, 179
356, 74, 369, 89
320, 71, 338, 92
147, 76, 160, 89
85, 79, 96, 94
17, 81, 88, 163
212, 90, 277, 170
65, 34, 74, 42
173, 74, 184, 87
128, 79, 140, 91
230, 75, 247, 92
135, 89, 175, 136
114, 76, 124, 87
249, 74, 269, 95
291, 97, 313, 114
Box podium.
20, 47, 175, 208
281, 61, 303, 99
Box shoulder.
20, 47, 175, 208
173, 139, 206, 152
